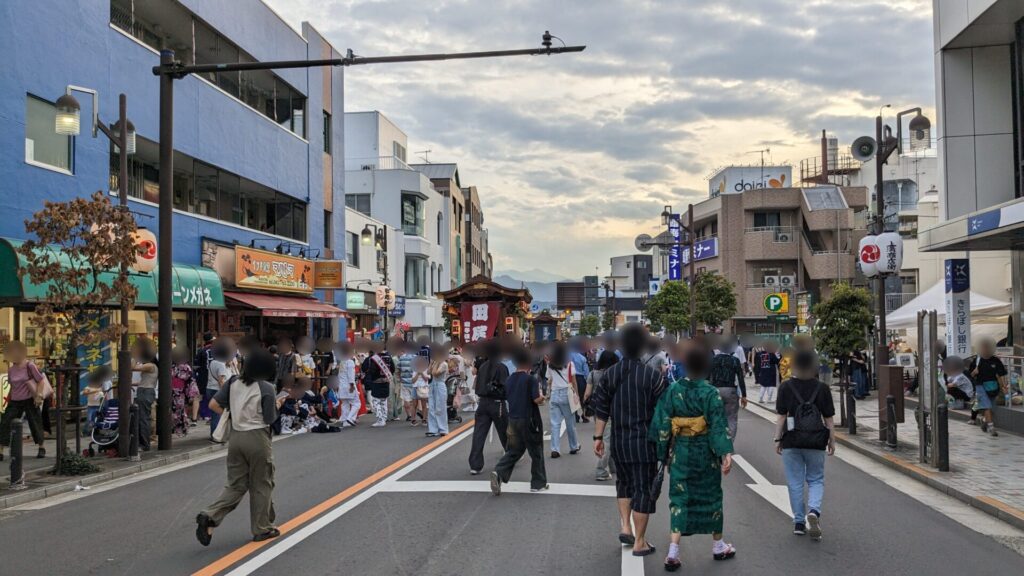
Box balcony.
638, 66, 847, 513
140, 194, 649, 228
348, 155, 413, 171
743, 227, 799, 260
800, 237, 855, 280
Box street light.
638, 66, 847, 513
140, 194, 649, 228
54, 86, 136, 458
659, 204, 697, 336
361, 224, 386, 250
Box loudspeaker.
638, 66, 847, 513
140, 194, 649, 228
851, 136, 877, 162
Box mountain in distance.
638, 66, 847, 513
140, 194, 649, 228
495, 268, 573, 284
493, 274, 567, 304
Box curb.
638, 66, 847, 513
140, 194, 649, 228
0, 442, 228, 511
745, 400, 1024, 532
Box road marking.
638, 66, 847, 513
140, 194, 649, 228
732, 455, 793, 518
621, 546, 645, 576
196, 421, 476, 576
379, 480, 616, 497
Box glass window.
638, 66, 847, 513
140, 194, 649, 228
291, 93, 306, 139
292, 203, 306, 243
346, 232, 359, 268
323, 210, 332, 249
218, 171, 242, 225
25, 95, 73, 172
753, 212, 781, 228
437, 212, 443, 244
401, 193, 424, 237
393, 141, 406, 162
346, 194, 371, 216
275, 194, 293, 239
405, 257, 428, 299
323, 111, 331, 154
173, 151, 194, 212
194, 162, 218, 218
275, 79, 292, 132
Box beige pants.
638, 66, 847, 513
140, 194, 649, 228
202, 427, 276, 536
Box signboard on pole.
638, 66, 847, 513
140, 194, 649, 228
795, 292, 811, 332
668, 215, 682, 281
680, 237, 719, 265
944, 259, 971, 357
763, 292, 789, 314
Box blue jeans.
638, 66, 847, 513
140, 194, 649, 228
548, 388, 579, 453
782, 448, 826, 524
427, 379, 449, 435
205, 388, 221, 437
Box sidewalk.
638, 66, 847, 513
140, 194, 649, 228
751, 383, 1024, 530
0, 424, 226, 510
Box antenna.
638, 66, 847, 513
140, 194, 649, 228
416, 149, 432, 163
746, 148, 771, 180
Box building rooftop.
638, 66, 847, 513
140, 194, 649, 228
410, 163, 459, 182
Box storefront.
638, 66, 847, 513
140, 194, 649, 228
345, 290, 381, 336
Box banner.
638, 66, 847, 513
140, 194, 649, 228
668, 215, 682, 281
681, 237, 719, 265
944, 259, 971, 357
235, 246, 313, 294
460, 301, 500, 343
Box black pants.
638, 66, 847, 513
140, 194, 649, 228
136, 388, 156, 450
468, 397, 508, 472
0, 398, 45, 447
494, 417, 546, 489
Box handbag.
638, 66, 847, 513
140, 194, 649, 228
212, 409, 231, 443
416, 384, 431, 400
982, 380, 1000, 398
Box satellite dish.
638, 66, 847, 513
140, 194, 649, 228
635, 233, 653, 252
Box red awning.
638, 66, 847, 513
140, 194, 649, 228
224, 291, 348, 318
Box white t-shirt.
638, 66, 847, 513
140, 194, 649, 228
548, 366, 573, 391
732, 345, 747, 366
208, 360, 233, 391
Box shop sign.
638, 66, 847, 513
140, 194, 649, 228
234, 247, 313, 294
460, 301, 500, 343
389, 296, 406, 317
681, 237, 718, 265
314, 260, 344, 289
345, 290, 377, 312
668, 214, 682, 281
763, 292, 789, 314
795, 292, 812, 332
76, 313, 111, 384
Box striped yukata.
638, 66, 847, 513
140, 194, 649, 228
592, 358, 667, 514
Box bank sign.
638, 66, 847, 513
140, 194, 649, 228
708, 166, 793, 197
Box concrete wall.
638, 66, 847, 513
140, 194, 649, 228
342, 111, 408, 166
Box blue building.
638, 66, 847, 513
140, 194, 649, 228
0, 0, 347, 352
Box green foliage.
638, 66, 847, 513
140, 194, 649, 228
601, 310, 615, 332
812, 283, 873, 360
694, 273, 737, 330
579, 314, 601, 337
645, 280, 690, 334
49, 450, 100, 477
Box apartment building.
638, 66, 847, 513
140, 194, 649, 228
411, 163, 466, 288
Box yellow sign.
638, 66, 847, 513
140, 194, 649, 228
314, 260, 344, 289
235, 247, 313, 294
763, 292, 789, 314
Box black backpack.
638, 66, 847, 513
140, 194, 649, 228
785, 382, 830, 449
475, 361, 508, 399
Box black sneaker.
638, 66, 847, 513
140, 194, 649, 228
793, 523, 806, 536
981, 422, 989, 433
489, 471, 502, 496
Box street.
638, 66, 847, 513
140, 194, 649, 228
2, 405, 1021, 576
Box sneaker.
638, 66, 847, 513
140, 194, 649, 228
371, 421, 386, 428
968, 419, 978, 426
530, 484, 550, 493
551, 451, 561, 459
341, 422, 352, 428
489, 472, 502, 496
569, 448, 581, 455
793, 523, 806, 536
595, 473, 611, 481
806, 511, 822, 540
981, 422, 989, 433
470, 469, 481, 475
990, 426, 998, 437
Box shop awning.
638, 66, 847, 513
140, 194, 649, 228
0, 238, 225, 310
225, 291, 347, 318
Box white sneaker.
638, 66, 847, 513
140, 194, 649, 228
806, 511, 822, 540
341, 421, 352, 428
371, 421, 386, 428
280, 425, 293, 435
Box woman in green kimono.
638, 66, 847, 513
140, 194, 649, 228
650, 342, 736, 572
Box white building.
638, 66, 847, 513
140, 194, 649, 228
344, 207, 403, 337
344, 111, 450, 341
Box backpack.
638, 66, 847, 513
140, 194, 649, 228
784, 381, 830, 450
710, 353, 739, 387
475, 361, 508, 399
194, 346, 212, 392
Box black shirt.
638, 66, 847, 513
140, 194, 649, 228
505, 372, 541, 420
710, 353, 747, 397
776, 378, 835, 449
970, 355, 1006, 383
475, 359, 509, 400
592, 358, 666, 464
754, 350, 780, 386
361, 353, 395, 399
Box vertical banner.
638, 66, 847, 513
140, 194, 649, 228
76, 312, 112, 393
944, 259, 971, 357
668, 214, 682, 281
460, 301, 500, 343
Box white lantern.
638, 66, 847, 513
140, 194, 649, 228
131, 228, 158, 273
876, 232, 903, 275
858, 235, 880, 278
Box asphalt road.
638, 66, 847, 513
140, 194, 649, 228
1, 406, 1021, 576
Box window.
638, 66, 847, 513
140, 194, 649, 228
405, 257, 428, 299
345, 194, 371, 216
437, 212, 443, 244
401, 193, 425, 237
322, 112, 332, 154
346, 232, 359, 267
393, 141, 406, 163
638, 260, 648, 269
25, 95, 73, 172
323, 210, 332, 249
753, 212, 782, 228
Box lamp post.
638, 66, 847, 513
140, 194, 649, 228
361, 224, 391, 339
55, 87, 137, 457
150, 33, 584, 450
659, 204, 697, 336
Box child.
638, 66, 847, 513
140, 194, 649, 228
275, 375, 298, 435
411, 355, 431, 426
296, 336, 317, 379
943, 356, 973, 409
81, 365, 113, 435
320, 375, 342, 423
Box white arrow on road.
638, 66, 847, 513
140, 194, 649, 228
732, 454, 793, 518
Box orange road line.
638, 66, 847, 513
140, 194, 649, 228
976, 495, 1024, 522
192, 419, 475, 576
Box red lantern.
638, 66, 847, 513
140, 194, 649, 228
132, 228, 158, 273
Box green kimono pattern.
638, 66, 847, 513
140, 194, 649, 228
649, 378, 735, 535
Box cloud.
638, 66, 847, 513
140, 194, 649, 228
266, 0, 935, 277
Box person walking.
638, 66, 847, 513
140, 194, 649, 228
546, 342, 582, 458
570, 339, 591, 423
361, 344, 395, 428
397, 344, 418, 424
592, 324, 667, 558
426, 353, 450, 437
132, 339, 159, 451
468, 340, 509, 474
171, 347, 200, 437
207, 338, 238, 441
490, 346, 548, 494
335, 342, 360, 427
0, 341, 47, 460
585, 350, 620, 481
196, 349, 282, 546
968, 338, 1007, 437
775, 350, 836, 540
754, 340, 780, 403
651, 343, 736, 571
709, 343, 747, 440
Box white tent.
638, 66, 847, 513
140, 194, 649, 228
886, 281, 1011, 329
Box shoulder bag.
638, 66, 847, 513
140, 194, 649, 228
211, 376, 238, 443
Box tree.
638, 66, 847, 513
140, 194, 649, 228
600, 310, 615, 332
579, 314, 600, 337
645, 280, 690, 335
19, 191, 140, 474
812, 282, 873, 425
694, 272, 737, 330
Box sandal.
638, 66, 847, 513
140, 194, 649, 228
195, 513, 214, 547
618, 533, 636, 546
713, 543, 736, 561
633, 545, 657, 557
664, 557, 681, 572
252, 528, 281, 542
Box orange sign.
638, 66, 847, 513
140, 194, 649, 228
235, 247, 313, 294
314, 260, 344, 289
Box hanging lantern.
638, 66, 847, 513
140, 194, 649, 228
876, 232, 903, 275
858, 235, 880, 278
132, 228, 158, 273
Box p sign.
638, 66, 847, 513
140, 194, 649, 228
764, 292, 789, 314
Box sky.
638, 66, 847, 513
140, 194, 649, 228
267, 0, 936, 280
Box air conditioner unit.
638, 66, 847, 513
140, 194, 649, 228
361, 164, 375, 171
775, 231, 793, 243
779, 275, 796, 287
764, 275, 780, 287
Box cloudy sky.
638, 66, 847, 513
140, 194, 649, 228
268, 0, 935, 279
